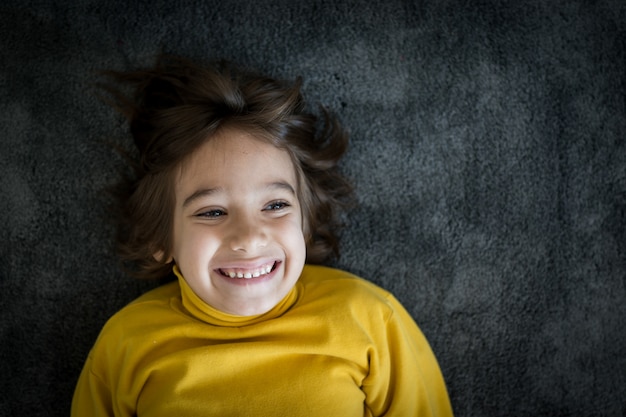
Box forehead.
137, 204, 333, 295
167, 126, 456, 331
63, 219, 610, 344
175, 128, 299, 194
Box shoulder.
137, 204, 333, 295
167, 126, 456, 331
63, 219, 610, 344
298, 265, 400, 319
118, 280, 181, 317
93, 281, 183, 343
300, 264, 388, 294
128, 279, 181, 305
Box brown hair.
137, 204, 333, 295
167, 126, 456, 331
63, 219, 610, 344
100, 55, 353, 280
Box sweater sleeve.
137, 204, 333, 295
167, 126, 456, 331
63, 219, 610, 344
71, 355, 116, 417
362, 294, 454, 417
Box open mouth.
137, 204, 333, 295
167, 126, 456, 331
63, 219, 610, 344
218, 261, 278, 279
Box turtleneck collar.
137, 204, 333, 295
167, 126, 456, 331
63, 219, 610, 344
173, 266, 301, 327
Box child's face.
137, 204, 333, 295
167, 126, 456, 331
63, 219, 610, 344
167, 128, 306, 316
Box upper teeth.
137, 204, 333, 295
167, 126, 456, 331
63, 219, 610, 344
221, 264, 273, 279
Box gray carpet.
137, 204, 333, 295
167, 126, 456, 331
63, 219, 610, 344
1, 1, 625, 416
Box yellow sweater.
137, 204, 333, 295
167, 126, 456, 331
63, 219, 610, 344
72, 265, 453, 416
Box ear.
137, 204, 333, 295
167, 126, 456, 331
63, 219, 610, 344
153, 250, 173, 264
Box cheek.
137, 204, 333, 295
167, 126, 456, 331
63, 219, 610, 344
284, 217, 307, 257
173, 222, 219, 258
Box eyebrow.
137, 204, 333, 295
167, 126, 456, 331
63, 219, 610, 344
182, 187, 221, 208
267, 181, 297, 196
182, 181, 297, 208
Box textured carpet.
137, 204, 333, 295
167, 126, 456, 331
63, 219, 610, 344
1, 1, 625, 416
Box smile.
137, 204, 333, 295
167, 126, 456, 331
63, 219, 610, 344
218, 262, 277, 279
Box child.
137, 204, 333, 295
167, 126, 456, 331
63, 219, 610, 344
71, 55, 453, 417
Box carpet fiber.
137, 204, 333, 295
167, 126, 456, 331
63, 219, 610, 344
1, 1, 625, 416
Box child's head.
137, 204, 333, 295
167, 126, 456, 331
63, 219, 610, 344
166, 128, 307, 315
103, 56, 352, 285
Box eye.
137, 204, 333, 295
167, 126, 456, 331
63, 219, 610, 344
196, 209, 227, 219
263, 200, 291, 211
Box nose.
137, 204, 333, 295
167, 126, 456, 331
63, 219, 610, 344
227, 213, 268, 252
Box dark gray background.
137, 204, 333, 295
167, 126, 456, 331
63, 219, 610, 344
1, 1, 625, 416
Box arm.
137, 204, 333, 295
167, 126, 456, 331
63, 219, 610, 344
362, 294, 453, 417
71, 356, 115, 417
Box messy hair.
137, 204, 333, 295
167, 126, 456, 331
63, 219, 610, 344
99, 55, 353, 280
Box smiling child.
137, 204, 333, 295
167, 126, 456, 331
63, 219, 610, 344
71, 55, 453, 417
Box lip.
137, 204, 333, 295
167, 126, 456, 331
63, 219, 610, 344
214, 260, 281, 286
